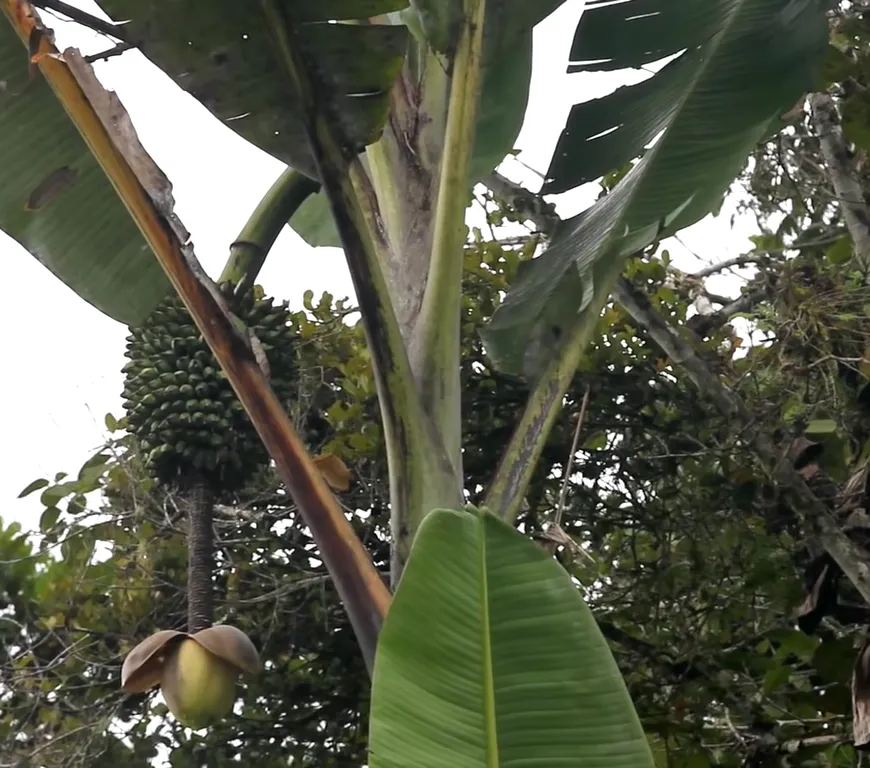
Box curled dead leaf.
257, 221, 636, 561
787, 436, 823, 470
796, 555, 840, 635
313, 453, 352, 492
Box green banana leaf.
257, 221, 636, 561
290, 1, 567, 247
369, 506, 654, 767
0, 18, 170, 326
0, 0, 408, 312
96, 0, 410, 181
473, 0, 573, 179
481, 0, 829, 376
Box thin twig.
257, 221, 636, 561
776, 733, 849, 754
84, 41, 134, 63
484, 171, 559, 234
32, 0, 133, 44
555, 386, 590, 528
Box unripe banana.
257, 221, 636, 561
120, 286, 296, 491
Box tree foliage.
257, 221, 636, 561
3, 169, 870, 765
5, 1, 870, 766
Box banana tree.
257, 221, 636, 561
1, 0, 827, 762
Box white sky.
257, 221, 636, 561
2, 1, 758, 528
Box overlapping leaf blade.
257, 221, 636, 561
369, 507, 654, 768
289, 1, 567, 247
0, 17, 170, 325
472, 0, 570, 181
97, 0, 411, 180
407, 0, 461, 53
567, 0, 731, 74
482, 0, 828, 376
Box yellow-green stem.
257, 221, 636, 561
219, 167, 319, 293
260, 0, 460, 580
411, 0, 487, 481
362, 51, 450, 339
483, 257, 626, 523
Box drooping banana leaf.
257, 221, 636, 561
96, 0, 411, 181
0, 14, 169, 325
369, 506, 655, 768
481, 0, 829, 376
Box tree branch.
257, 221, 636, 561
686, 288, 769, 338
32, 0, 134, 44
809, 92, 870, 271
771, 733, 848, 754
614, 280, 743, 416
614, 278, 870, 605
692, 254, 767, 278
84, 41, 134, 64
485, 171, 559, 234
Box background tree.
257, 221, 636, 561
1, 1, 861, 766
7, 168, 870, 765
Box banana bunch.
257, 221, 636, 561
121, 283, 296, 491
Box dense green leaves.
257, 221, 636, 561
482, 0, 829, 375
0, 18, 169, 325
4, 228, 869, 764
369, 507, 654, 768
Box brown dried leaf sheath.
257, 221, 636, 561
121, 626, 260, 694
121, 629, 185, 693
191, 625, 262, 676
